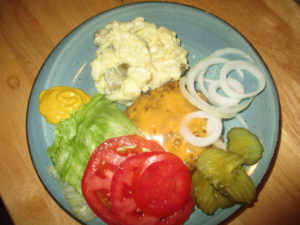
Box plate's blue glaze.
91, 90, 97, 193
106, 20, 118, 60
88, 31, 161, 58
26, 2, 280, 225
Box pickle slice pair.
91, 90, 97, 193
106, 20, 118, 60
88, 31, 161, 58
193, 147, 256, 214
192, 128, 263, 215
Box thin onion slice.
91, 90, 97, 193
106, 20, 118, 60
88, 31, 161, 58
180, 111, 223, 147
187, 57, 228, 99
180, 48, 265, 119
181, 71, 253, 119
220, 60, 266, 99
180, 77, 237, 119
208, 48, 254, 63
208, 48, 254, 79
208, 78, 244, 107
188, 57, 253, 114
179, 48, 266, 147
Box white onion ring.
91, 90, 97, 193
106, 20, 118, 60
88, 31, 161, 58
208, 48, 254, 79
181, 67, 253, 119
179, 77, 237, 118
180, 111, 223, 147
187, 58, 253, 114
187, 57, 228, 99
208, 48, 254, 62
220, 60, 266, 99
179, 48, 266, 147
208, 78, 244, 107
180, 48, 266, 119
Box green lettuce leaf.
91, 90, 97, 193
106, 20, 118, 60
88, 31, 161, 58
48, 93, 140, 194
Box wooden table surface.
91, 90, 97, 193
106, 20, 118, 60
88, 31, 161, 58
1, 0, 299, 224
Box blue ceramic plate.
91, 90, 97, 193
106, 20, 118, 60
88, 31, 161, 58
26, 2, 279, 225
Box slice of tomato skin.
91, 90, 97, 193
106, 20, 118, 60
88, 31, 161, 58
156, 197, 194, 225
132, 153, 192, 218
110, 152, 161, 225
111, 152, 193, 225
82, 135, 165, 225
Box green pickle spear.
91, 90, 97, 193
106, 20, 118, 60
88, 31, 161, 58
227, 127, 264, 165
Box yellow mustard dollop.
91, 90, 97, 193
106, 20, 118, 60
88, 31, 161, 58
39, 86, 91, 125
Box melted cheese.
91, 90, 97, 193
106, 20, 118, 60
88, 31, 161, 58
125, 81, 207, 169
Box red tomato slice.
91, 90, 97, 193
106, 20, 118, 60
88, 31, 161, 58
133, 153, 192, 217
82, 135, 165, 225
156, 197, 194, 225
110, 152, 193, 225
110, 152, 160, 225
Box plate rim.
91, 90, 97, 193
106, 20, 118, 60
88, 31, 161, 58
26, 2, 281, 225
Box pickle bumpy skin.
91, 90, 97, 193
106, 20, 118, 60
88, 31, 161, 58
227, 127, 264, 165
196, 147, 245, 189
193, 141, 259, 215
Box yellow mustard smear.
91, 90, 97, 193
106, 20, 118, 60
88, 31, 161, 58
39, 86, 91, 125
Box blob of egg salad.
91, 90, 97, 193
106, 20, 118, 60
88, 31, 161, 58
90, 17, 188, 105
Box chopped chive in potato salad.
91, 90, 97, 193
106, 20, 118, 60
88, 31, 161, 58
39, 17, 266, 225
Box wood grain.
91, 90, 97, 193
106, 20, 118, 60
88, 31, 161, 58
0, 0, 299, 224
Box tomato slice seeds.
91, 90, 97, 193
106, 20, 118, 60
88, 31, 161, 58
82, 135, 193, 225
82, 135, 165, 225
111, 152, 160, 225
132, 153, 192, 217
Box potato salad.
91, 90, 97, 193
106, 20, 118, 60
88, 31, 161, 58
90, 17, 188, 105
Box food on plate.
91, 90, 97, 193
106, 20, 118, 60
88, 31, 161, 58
192, 170, 233, 215
110, 152, 193, 225
125, 81, 207, 169
82, 136, 194, 225
48, 94, 140, 220
227, 127, 263, 165
192, 140, 260, 215
90, 17, 188, 105
39, 86, 91, 124
40, 22, 267, 223
81, 135, 165, 225
180, 110, 222, 148
225, 167, 256, 204
179, 48, 266, 119
131, 152, 192, 217
196, 147, 245, 189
